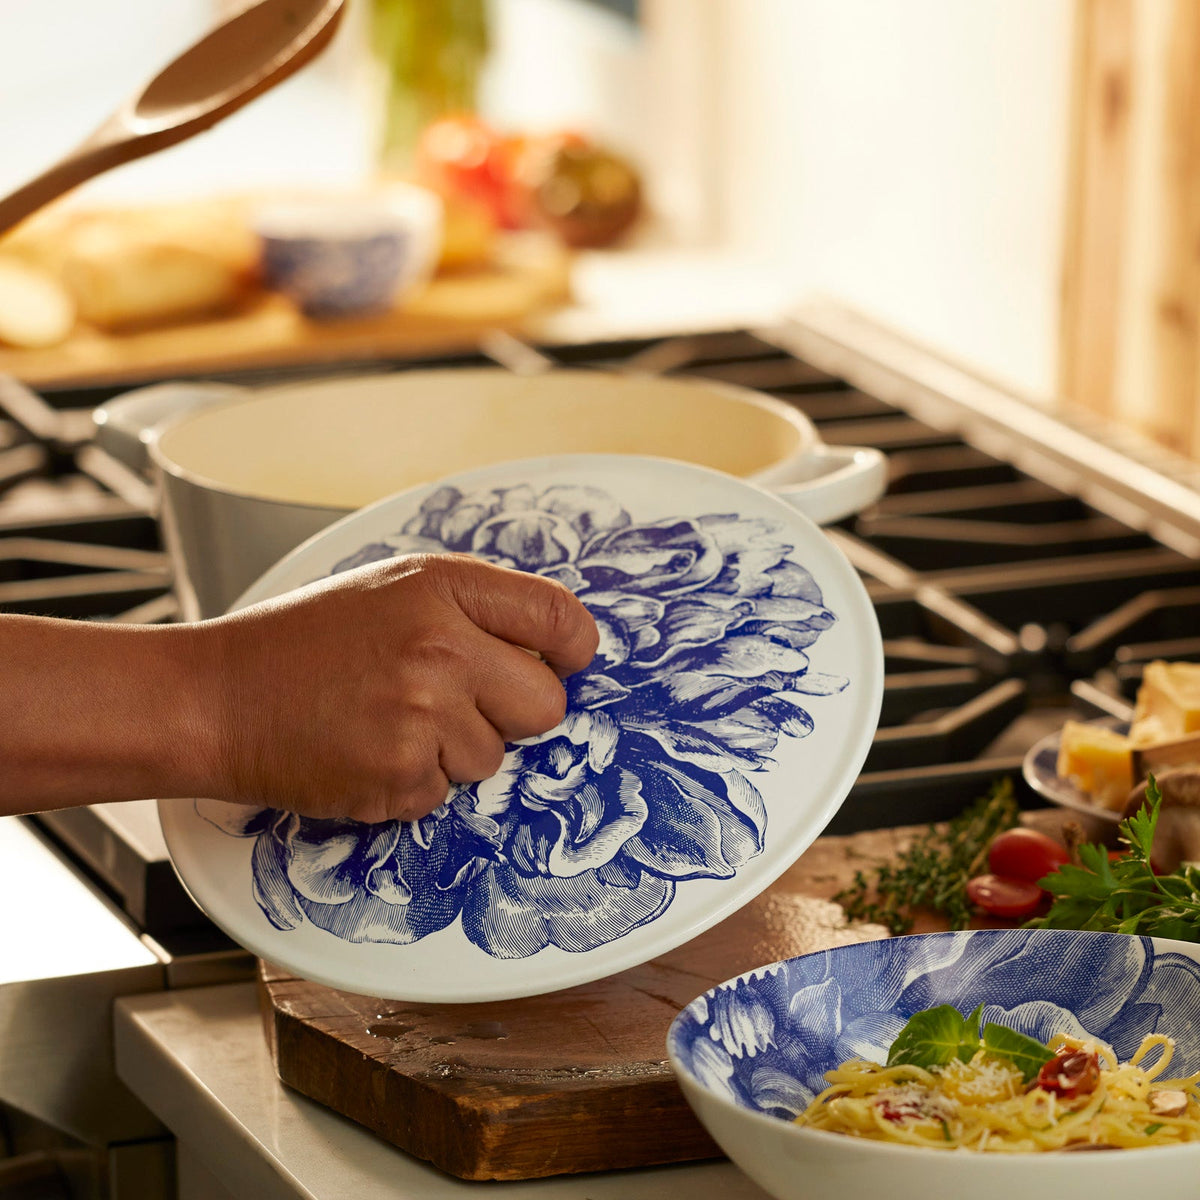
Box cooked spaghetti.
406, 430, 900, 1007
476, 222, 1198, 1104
796, 1033, 1200, 1151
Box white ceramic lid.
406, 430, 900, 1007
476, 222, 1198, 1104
158, 454, 884, 1001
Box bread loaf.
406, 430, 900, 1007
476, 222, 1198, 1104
0, 257, 75, 348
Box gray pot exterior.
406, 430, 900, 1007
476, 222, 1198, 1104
158, 469, 348, 621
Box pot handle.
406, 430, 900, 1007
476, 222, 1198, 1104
770, 443, 887, 525
93, 381, 247, 475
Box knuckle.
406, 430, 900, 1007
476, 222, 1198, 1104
533, 578, 597, 665
424, 551, 474, 589
371, 551, 430, 587
401, 684, 442, 717
386, 740, 430, 790
537, 579, 577, 636
376, 765, 448, 822
354, 793, 396, 826
409, 775, 452, 816
581, 607, 600, 658
378, 773, 414, 810
408, 625, 465, 668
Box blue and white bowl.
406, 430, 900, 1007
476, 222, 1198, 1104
255, 184, 441, 319
667, 928, 1200, 1200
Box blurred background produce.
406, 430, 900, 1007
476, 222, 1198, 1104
412, 116, 641, 249
0, 0, 646, 367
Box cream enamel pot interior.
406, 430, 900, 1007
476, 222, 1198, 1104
95, 368, 886, 619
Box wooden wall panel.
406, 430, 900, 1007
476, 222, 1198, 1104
1059, 0, 1133, 421
1061, 0, 1200, 460
1153, 0, 1200, 456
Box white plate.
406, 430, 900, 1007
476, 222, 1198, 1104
159, 455, 884, 1001
1022, 716, 1130, 824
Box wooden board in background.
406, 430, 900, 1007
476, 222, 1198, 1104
258, 811, 1088, 1182
0, 236, 571, 391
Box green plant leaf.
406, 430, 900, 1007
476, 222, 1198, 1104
1030, 777, 1200, 942
835, 782, 1020, 935
980, 1023, 1056, 1083
1122, 776, 1162, 860
887, 1006, 971, 1070
962, 1003, 984, 1050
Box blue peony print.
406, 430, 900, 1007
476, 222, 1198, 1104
200, 482, 849, 958
668, 929, 1200, 1118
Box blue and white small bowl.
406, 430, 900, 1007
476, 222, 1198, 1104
667, 928, 1200, 1200
255, 184, 442, 319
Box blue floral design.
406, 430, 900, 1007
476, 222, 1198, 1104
667, 928, 1200, 1118
201, 482, 848, 958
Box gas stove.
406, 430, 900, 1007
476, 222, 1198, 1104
4, 326, 1200, 943
2, 320, 1199, 1195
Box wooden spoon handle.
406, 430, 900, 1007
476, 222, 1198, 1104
0, 133, 130, 239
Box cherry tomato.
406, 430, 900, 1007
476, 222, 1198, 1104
1035, 1046, 1100, 1097
965, 874, 1045, 919
414, 115, 512, 221
987, 828, 1069, 884
414, 118, 592, 231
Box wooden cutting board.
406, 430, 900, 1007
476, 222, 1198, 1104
0, 236, 571, 390
259, 819, 1069, 1181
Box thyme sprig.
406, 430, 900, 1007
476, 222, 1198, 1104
834, 780, 1021, 935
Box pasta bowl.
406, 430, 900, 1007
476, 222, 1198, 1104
666, 927, 1200, 1200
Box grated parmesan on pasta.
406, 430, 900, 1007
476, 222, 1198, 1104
795, 1034, 1200, 1152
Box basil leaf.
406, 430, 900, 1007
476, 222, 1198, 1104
887, 1005, 970, 1070
962, 1003, 984, 1053
981, 1023, 1056, 1083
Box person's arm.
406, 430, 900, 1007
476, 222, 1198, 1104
0, 554, 598, 822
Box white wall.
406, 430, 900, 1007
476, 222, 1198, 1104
479, 0, 645, 152
1, 0, 1075, 400
0, 0, 648, 207
694, 0, 1076, 401
0, 0, 376, 206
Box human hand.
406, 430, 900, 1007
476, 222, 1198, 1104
193, 553, 598, 823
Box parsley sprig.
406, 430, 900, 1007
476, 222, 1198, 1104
1030, 776, 1200, 940
835, 780, 1020, 935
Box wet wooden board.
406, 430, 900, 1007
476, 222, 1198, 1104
256, 822, 967, 1181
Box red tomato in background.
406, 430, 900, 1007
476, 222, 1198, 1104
414, 115, 513, 223
965, 874, 1045, 919
987, 828, 1069, 884
413, 117, 594, 231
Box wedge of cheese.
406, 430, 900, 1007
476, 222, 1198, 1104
1057, 720, 1133, 811
1132, 660, 1200, 741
